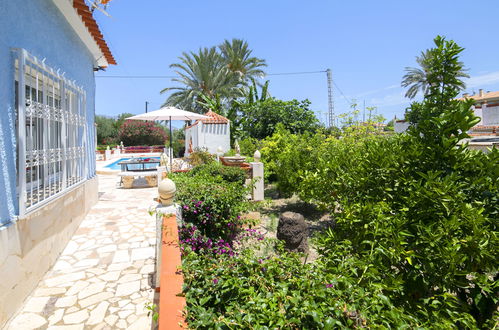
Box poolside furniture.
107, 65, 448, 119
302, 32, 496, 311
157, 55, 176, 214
118, 158, 161, 188
118, 171, 158, 188
118, 158, 160, 172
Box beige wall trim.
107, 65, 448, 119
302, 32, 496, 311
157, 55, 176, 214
0, 177, 99, 328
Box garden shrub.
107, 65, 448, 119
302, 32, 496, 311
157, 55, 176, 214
237, 98, 320, 139
178, 36, 498, 328
96, 144, 118, 151
238, 136, 263, 157
260, 123, 326, 195
188, 148, 216, 167
189, 162, 247, 185
300, 37, 499, 328
182, 246, 444, 329
172, 171, 249, 241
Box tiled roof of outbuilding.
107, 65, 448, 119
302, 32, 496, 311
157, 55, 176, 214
185, 110, 229, 129
199, 110, 229, 124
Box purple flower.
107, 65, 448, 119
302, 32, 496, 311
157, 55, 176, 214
325, 284, 334, 288
213, 278, 219, 284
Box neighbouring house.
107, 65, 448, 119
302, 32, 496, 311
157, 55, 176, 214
394, 119, 410, 133
0, 0, 115, 326
184, 110, 231, 156
460, 89, 499, 136
461, 89, 499, 126
394, 89, 499, 135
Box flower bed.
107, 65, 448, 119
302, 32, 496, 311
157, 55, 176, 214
124, 145, 165, 153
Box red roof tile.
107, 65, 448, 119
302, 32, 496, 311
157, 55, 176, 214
185, 110, 229, 129
72, 0, 116, 66
199, 110, 229, 124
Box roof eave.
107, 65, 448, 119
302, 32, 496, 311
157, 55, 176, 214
51, 0, 113, 68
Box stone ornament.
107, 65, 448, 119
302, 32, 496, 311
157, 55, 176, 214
253, 150, 261, 162
158, 178, 176, 206
188, 138, 194, 154
234, 140, 240, 156
276, 211, 308, 253
159, 153, 168, 167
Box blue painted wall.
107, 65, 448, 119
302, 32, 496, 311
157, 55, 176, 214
0, 0, 97, 226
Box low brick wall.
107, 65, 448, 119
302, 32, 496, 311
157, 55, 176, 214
158, 212, 186, 329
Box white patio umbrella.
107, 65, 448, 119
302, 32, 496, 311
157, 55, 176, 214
126, 106, 209, 169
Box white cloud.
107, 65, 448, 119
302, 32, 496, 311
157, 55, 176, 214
466, 71, 499, 88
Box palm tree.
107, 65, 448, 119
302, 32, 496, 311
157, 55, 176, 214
401, 51, 430, 99
161, 40, 266, 113
402, 49, 469, 99
161, 47, 240, 113
219, 39, 267, 86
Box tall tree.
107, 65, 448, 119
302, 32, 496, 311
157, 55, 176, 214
161, 40, 266, 113
114, 112, 134, 130
161, 47, 239, 113
219, 39, 267, 85
238, 98, 319, 139
401, 44, 469, 100
95, 115, 117, 145
404, 36, 472, 125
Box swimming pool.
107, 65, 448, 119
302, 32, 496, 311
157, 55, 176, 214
104, 157, 160, 171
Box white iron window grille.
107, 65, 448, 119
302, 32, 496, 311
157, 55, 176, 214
14, 49, 88, 217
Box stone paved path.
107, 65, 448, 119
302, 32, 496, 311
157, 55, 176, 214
8, 175, 158, 330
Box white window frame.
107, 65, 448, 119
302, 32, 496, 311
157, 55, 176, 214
14, 48, 88, 217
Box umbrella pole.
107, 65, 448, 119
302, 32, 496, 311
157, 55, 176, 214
169, 116, 173, 171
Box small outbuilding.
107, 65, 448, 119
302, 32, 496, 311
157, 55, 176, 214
185, 110, 230, 155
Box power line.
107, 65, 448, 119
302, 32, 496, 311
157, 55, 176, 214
95, 70, 327, 79
267, 70, 326, 76
95, 69, 356, 125
332, 80, 353, 105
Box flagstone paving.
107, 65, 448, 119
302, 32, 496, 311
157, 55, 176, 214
8, 175, 159, 330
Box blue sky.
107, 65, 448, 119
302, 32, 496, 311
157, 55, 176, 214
94, 0, 499, 125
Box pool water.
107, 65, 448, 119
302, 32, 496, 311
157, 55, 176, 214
104, 157, 160, 171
